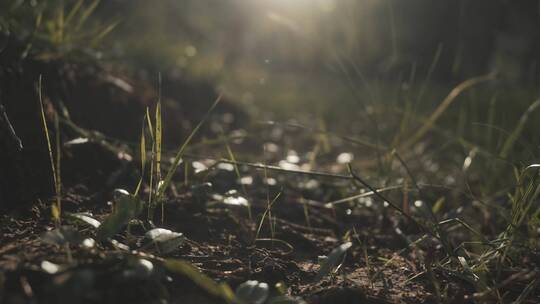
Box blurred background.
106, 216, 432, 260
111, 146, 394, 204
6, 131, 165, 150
2, 0, 540, 165
3, 0, 540, 113
96, 0, 540, 111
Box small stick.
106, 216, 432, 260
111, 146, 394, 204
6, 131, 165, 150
347, 164, 426, 233
216, 158, 352, 180
0, 102, 23, 151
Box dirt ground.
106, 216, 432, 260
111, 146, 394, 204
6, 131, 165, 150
0, 188, 441, 304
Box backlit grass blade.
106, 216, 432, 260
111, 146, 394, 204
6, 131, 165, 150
155, 100, 162, 184
224, 139, 251, 220
38, 75, 61, 224
255, 191, 282, 241
155, 75, 163, 221
134, 114, 148, 196
401, 73, 496, 150
65, 0, 84, 26
54, 108, 61, 220
147, 105, 157, 215
146, 107, 154, 140
486, 93, 498, 150
90, 20, 120, 47
415, 44, 442, 107
157, 95, 221, 200
54, 2, 65, 44
499, 99, 540, 159
145, 106, 155, 211
75, 0, 100, 31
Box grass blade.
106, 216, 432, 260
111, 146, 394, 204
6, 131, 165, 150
157, 95, 222, 200
164, 259, 234, 302
155, 83, 163, 221
54, 108, 61, 220
401, 73, 496, 150
499, 99, 540, 158
155, 100, 162, 186
255, 191, 282, 241
97, 194, 144, 241
75, 0, 100, 31
134, 114, 147, 196
65, 0, 84, 26
38, 75, 61, 225
90, 20, 120, 47
224, 138, 251, 219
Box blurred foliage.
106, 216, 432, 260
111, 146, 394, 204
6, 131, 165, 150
89, 0, 540, 82
2, 0, 540, 134
0, 0, 118, 59
3, 0, 539, 84
90, 0, 540, 127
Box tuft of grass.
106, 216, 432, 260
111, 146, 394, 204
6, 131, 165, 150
137, 74, 166, 223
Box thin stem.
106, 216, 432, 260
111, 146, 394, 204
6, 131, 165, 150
347, 164, 426, 233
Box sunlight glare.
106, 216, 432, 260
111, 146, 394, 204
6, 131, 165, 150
261, 0, 335, 12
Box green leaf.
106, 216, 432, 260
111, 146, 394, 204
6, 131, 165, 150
97, 194, 144, 240
143, 228, 184, 254
164, 259, 234, 302
314, 242, 352, 281
235, 280, 269, 304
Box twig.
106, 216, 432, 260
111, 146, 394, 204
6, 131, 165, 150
392, 150, 457, 256
391, 150, 437, 223
259, 120, 384, 150
347, 164, 426, 233
217, 158, 352, 180
0, 102, 23, 151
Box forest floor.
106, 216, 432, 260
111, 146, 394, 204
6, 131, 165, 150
1, 50, 540, 304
